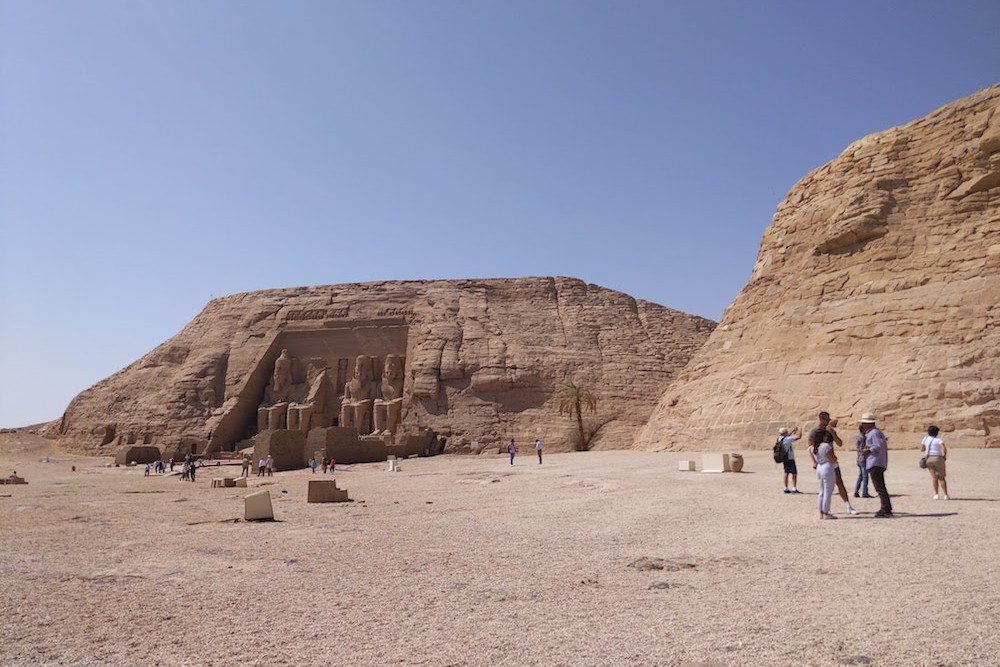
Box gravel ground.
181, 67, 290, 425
3, 434, 999, 667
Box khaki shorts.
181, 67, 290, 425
926, 455, 946, 479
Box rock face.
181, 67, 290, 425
636, 85, 1000, 451
51, 278, 714, 457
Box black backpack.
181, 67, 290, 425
773, 437, 786, 463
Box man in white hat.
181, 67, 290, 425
859, 413, 892, 517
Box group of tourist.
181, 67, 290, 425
506, 438, 544, 465
777, 410, 951, 519
143, 460, 167, 476
256, 455, 274, 477
308, 455, 336, 473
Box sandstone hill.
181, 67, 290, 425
636, 85, 1000, 451
49, 278, 715, 458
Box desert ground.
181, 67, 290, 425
2, 433, 999, 667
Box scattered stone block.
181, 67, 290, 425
244, 490, 274, 521
234, 477, 247, 488
678, 460, 696, 471
211, 478, 224, 488
223, 478, 236, 488
701, 453, 731, 473
307, 479, 350, 503
1, 476, 28, 485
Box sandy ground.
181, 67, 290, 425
2, 433, 999, 667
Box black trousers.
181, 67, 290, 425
869, 466, 892, 514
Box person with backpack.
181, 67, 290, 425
775, 427, 801, 493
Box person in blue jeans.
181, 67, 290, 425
853, 426, 872, 498
507, 439, 517, 465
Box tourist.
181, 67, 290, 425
169, 458, 175, 472
329, 457, 336, 473
508, 439, 517, 465
535, 438, 543, 464
921, 425, 950, 500
808, 412, 857, 515
778, 426, 801, 493
180, 461, 189, 481
853, 425, 873, 498
265, 455, 274, 477
257, 457, 266, 477
310, 457, 318, 474
321, 456, 328, 474
144, 463, 151, 477
241, 455, 251, 478
189, 461, 197, 482
816, 431, 839, 520
860, 413, 892, 517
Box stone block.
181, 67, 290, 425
223, 477, 236, 487
702, 453, 731, 473
234, 477, 247, 488
678, 460, 696, 471
244, 490, 274, 521
211, 478, 224, 488
307, 479, 350, 503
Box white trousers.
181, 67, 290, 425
817, 462, 836, 514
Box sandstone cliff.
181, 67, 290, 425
636, 85, 1000, 451
51, 278, 715, 457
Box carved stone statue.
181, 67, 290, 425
287, 368, 333, 432
340, 355, 378, 434
373, 354, 405, 435
269, 349, 294, 404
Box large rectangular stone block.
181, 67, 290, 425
701, 453, 731, 473
245, 490, 274, 521
307, 479, 350, 503
234, 477, 247, 488
678, 460, 696, 471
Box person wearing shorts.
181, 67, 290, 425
921, 425, 949, 500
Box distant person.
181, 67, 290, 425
508, 439, 517, 465
535, 438, 543, 464
921, 425, 949, 500
329, 458, 336, 473
169, 458, 175, 472
257, 457, 266, 478
310, 457, 318, 474
144, 463, 151, 477
859, 413, 892, 517
241, 456, 251, 478
816, 431, 839, 519
808, 412, 857, 515
189, 461, 197, 482
321, 456, 329, 474
180, 461, 190, 481
265, 455, 274, 477
853, 426, 873, 498
778, 426, 801, 493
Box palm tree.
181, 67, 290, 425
557, 382, 598, 450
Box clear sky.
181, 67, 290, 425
1, 1, 997, 427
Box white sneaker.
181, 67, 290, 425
943, 495, 950, 500
933, 494, 939, 500
848, 507, 859, 515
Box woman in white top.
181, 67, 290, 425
816, 431, 839, 519
921, 425, 949, 500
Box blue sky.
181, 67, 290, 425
1, 1, 997, 427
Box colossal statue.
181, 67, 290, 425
287, 368, 333, 432
268, 349, 294, 404
373, 354, 405, 435
340, 355, 378, 434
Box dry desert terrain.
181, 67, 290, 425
2, 433, 999, 667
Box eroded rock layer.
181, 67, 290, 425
636, 85, 1000, 451
51, 278, 715, 457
